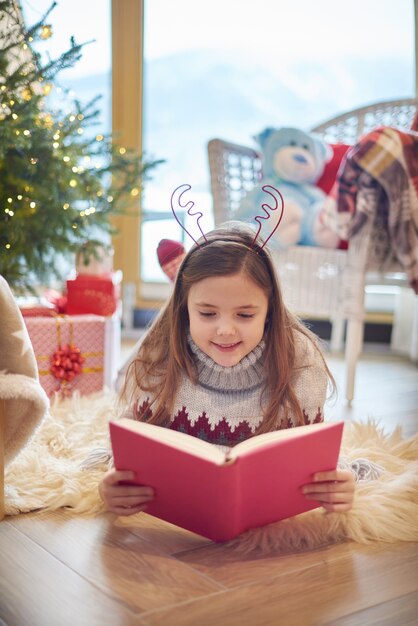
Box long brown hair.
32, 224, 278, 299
123, 222, 335, 431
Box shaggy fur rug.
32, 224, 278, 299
5, 391, 418, 551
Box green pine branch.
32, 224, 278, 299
0, 0, 163, 293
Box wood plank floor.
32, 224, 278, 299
1, 344, 417, 626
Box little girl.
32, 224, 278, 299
100, 222, 355, 516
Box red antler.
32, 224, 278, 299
250, 185, 284, 251
170, 184, 207, 246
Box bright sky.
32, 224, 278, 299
144, 0, 413, 61
20, 0, 414, 78
20, 0, 112, 77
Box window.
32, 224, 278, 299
19, 1, 416, 296
20, 1, 111, 150
142, 0, 415, 287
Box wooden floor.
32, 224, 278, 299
1, 344, 417, 626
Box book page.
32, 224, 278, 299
229, 421, 339, 459
115, 418, 227, 464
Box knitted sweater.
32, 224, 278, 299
129, 332, 328, 448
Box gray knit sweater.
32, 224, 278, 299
130, 332, 329, 447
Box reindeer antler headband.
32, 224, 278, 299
170, 183, 284, 251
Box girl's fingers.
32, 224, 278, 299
108, 485, 154, 498
321, 502, 353, 513
303, 469, 355, 494
105, 491, 155, 515
103, 470, 136, 485
98, 469, 155, 512
111, 494, 154, 506
312, 469, 354, 483
109, 503, 150, 516
303, 481, 354, 495
303, 491, 352, 503
301, 470, 355, 512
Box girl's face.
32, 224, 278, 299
187, 272, 269, 367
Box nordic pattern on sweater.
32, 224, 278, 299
132, 332, 328, 447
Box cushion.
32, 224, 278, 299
0, 276, 49, 465
316, 143, 351, 194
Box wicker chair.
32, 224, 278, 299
207, 98, 417, 404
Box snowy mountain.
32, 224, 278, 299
63, 49, 412, 191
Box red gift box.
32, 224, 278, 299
66, 274, 120, 316
24, 314, 120, 397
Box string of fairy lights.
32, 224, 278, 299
1, 13, 141, 254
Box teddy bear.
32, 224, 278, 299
237, 126, 340, 249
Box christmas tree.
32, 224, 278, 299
0, 0, 162, 293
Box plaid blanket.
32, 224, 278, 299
336, 126, 418, 291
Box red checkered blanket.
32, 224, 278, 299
336, 126, 418, 291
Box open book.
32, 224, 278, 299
109, 419, 344, 542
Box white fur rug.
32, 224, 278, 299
5, 391, 418, 551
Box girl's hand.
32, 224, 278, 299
302, 469, 355, 512
99, 469, 154, 516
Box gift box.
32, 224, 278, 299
17, 289, 67, 318
24, 314, 120, 397
66, 273, 121, 316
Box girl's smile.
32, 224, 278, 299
187, 272, 269, 367
211, 341, 242, 351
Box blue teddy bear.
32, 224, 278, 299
237, 127, 336, 248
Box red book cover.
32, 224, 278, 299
109, 419, 344, 542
